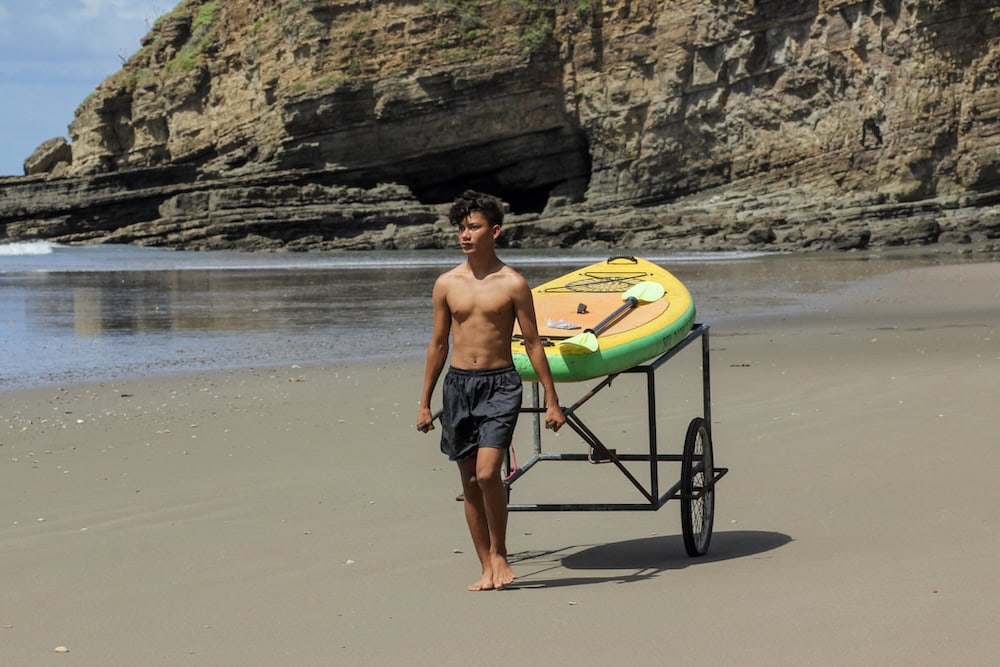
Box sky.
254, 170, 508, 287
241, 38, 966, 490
0, 0, 175, 176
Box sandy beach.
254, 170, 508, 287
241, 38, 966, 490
2, 258, 999, 666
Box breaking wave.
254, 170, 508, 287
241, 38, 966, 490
0, 240, 59, 256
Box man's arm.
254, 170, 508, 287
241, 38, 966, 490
416, 277, 451, 433
512, 276, 565, 432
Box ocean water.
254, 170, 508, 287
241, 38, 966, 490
0, 240, 956, 391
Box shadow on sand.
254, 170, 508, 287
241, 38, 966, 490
506, 530, 792, 589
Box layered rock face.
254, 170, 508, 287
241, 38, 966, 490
3, 0, 999, 251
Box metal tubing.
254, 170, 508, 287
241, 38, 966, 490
531, 382, 542, 457
562, 372, 621, 416
678, 467, 729, 500
536, 453, 683, 462
702, 326, 713, 438
502, 452, 542, 486
508, 503, 662, 512
509, 480, 686, 513
563, 412, 655, 503
646, 323, 704, 371
506, 323, 722, 513
646, 367, 659, 501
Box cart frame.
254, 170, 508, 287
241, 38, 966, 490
505, 322, 728, 555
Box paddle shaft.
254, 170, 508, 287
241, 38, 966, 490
584, 296, 638, 336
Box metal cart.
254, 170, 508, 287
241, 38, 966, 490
505, 323, 727, 556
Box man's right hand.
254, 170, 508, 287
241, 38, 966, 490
416, 407, 435, 433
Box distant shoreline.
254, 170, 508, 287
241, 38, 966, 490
2, 244, 995, 393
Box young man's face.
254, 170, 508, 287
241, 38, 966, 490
456, 211, 499, 255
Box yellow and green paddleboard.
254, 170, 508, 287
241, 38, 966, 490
513, 256, 696, 382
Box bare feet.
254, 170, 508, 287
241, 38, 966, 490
490, 554, 516, 590
467, 556, 516, 591
468, 571, 495, 591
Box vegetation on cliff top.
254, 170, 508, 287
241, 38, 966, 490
107, 0, 593, 96
166, 0, 221, 76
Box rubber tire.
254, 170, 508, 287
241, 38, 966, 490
680, 417, 715, 557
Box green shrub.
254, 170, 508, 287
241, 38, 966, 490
517, 14, 552, 53
316, 74, 343, 89
167, 0, 220, 76
128, 68, 153, 89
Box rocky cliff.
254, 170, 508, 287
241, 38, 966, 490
3, 0, 999, 252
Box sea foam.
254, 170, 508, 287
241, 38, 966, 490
0, 240, 58, 256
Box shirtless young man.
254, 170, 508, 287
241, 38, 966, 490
416, 190, 565, 591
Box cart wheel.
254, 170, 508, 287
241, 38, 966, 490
681, 417, 715, 557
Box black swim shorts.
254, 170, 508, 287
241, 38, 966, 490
440, 365, 523, 461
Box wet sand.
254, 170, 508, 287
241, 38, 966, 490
2, 259, 999, 665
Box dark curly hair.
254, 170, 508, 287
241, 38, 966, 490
447, 190, 504, 227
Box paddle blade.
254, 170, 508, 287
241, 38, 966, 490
623, 280, 665, 303
558, 331, 599, 353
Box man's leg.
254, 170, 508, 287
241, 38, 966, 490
475, 446, 515, 589
457, 457, 494, 591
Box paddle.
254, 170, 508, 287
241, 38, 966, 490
558, 281, 666, 353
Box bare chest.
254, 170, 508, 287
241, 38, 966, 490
447, 283, 514, 326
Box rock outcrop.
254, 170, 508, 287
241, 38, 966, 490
2, 0, 999, 252
23, 138, 73, 177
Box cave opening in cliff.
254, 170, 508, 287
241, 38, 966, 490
384, 131, 593, 214
459, 182, 554, 214
407, 181, 554, 214
502, 185, 555, 214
